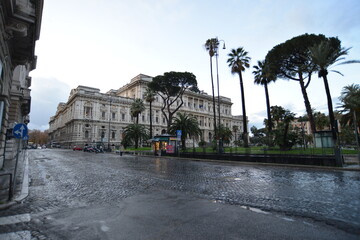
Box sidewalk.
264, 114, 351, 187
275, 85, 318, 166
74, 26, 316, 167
0, 153, 30, 210
343, 154, 360, 169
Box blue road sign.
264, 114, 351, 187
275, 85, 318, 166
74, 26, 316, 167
13, 123, 28, 139
176, 130, 182, 137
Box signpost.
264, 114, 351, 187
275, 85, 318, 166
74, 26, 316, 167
176, 130, 182, 156
12, 123, 28, 199
176, 130, 182, 140
13, 123, 28, 139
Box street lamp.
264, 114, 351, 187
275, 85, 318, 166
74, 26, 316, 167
108, 95, 112, 151
215, 37, 226, 153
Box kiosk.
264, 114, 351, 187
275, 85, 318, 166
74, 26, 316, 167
152, 134, 178, 156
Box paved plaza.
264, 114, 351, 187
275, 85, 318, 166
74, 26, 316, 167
0, 149, 359, 239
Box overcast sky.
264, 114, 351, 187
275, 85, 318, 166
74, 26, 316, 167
29, 0, 360, 131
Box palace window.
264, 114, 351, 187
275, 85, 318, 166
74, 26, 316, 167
84, 107, 92, 118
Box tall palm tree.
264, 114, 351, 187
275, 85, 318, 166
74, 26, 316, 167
253, 60, 273, 132
339, 84, 360, 158
169, 113, 201, 150
309, 40, 360, 141
130, 98, 145, 124
227, 47, 251, 147
144, 87, 156, 139
205, 38, 219, 148
339, 84, 360, 130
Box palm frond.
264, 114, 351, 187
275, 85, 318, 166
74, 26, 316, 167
330, 70, 344, 76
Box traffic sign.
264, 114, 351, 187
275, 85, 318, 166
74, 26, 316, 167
176, 130, 182, 140
13, 123, 28, 139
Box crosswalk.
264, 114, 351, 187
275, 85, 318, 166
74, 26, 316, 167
0, 213, 31, 240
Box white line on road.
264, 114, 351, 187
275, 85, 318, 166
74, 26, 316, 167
0, 213, 31, 225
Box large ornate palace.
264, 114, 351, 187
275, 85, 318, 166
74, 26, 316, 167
48, 74, 246, 149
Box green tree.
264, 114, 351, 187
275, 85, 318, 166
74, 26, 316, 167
122, 123, 148, 149
250, 126, 266, 145
270, 105, 285, 126
144, 87, 156, 139
314, 111, 330, 131
270, 106, 298, 150
339, 84, 360, 148
217, 124, 233, 145
169, 113, 201, 150
148, 71, 199, 133
204, 38, 219, 146
253, 60, 274, 132
309, 39, 360, 141
339, 125, 357, 146
130, 98, 145, 124
339, 84, 360, 129
265, 34, 330, 134
227, 47, 251, 147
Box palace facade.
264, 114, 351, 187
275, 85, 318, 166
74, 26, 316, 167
48, 74, 246, 149
0, 0, 44, 201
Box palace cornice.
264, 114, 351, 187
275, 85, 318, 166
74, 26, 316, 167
116, 79, 150, 94
2, 0, 44, 68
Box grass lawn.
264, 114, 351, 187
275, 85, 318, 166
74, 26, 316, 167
122, 146, 358, 155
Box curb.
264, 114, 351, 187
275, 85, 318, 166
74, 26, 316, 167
135, 154, 360, 172
0, 152, 30, 210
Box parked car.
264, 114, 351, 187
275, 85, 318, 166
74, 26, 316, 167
93, 147, 104, 153
73, 146, 83, 151
83, 146, 95, 152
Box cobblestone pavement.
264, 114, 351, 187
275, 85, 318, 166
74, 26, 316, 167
0, 149, 359, 239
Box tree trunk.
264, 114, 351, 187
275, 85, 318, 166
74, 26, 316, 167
299, 74, 316, 134
149, 102, 153, 139
322, 74, 337, 141
181, 136, 186, 150
210, 56, 217, 146
135, 136, 138, 149
238, 72, 248, 147
264, 82, 272, 132
216, 53, 221, 132
167, 112, 173, 134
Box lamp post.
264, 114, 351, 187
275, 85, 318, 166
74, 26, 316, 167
215, 37, 226, 153
108, 95, 112, 151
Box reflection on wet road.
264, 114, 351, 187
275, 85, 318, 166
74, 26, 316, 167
1, 149, 359, 238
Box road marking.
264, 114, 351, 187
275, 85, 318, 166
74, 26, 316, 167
0, 213, 31, 225
0, 230, 31, 240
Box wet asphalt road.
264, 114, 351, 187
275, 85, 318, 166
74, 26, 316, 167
0, 149, 359, 239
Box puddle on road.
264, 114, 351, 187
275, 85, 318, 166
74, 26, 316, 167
281, 217, 295, 222
240, 206, 270, 215
211, 200, 269, 215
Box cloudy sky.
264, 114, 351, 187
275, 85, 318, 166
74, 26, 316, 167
29, 0, 360, 131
